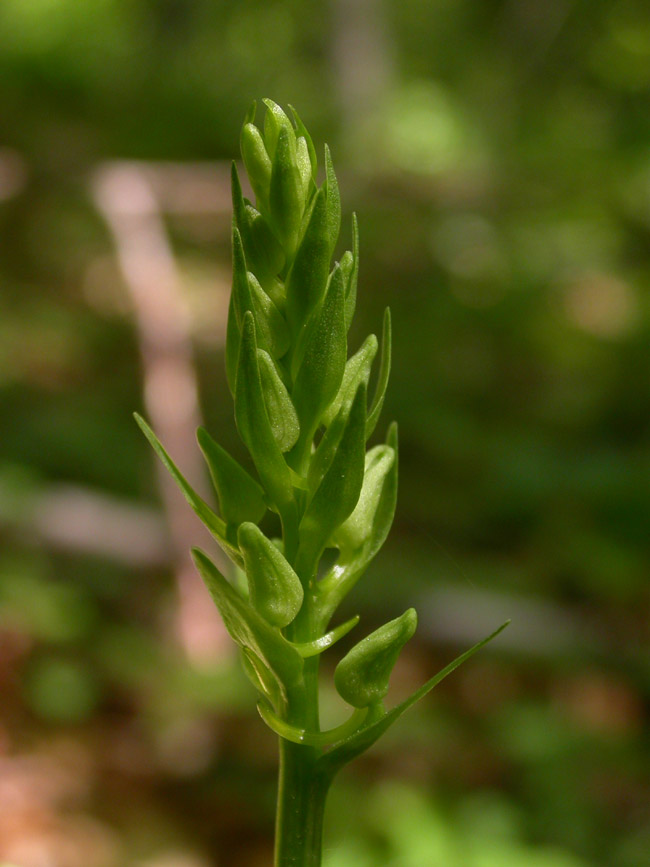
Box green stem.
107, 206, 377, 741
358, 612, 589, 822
274, 739, 332, 867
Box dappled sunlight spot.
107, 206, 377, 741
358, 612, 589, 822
561, 271, 638, 337
431, 213, 507, 307
372, 81, 481, 176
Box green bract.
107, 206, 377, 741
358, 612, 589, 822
136, 99, 508, 866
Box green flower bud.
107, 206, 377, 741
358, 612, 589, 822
241, 122, 272, 212
324, 144, 341, 255
262, 98, 295, 160
235, 312, 294, 515
231, 162, 285, 285
238, 522, 303, 628
270, 125, 304, 259
296, 384, 367, 576
334, 609, 417, 708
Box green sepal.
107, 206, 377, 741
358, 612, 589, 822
366, 307, 392, 439
289, 103, 317, 179
285, 187, 331, 339
262, 98, 294, 161
334, 608, 417, 708
324, 144, 341, 255
344, 214, 360, 331
319, 621, 510, 776
235, 312, 295, 515
232, 224, 288, 358
291, 264, 347, 440
237, 522, 303, 628
134, 414, 243, 567
257, 349, 300, 453
192, 548, 304, 697
320, 423, 398, 624
240, 122, 271, 212
295, 384, 367, 578
196, 427, 267, 528
231, 226, 253, 326
270, 124, 303, 258
322, 332, 378, 427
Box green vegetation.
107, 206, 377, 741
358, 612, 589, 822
1, 3, 648, 866
138, 100, 507, 864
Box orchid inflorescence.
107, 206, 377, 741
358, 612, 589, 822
136, 99, 507, 864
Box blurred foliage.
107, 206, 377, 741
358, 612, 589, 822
0, 1, 649, 866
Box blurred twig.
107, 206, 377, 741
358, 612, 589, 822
91, 162, 231, 664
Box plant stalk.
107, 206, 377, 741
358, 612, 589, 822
274, 739, 331, 867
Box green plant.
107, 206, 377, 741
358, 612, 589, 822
135, 99, 508, 867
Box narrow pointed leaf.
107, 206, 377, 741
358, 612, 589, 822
289, 103, 317, 178
319, 621, 511, 776
322, 333, 378, 427
290, 615, 360, 658
285, 186, 331, 337
296, 136, 313, 200
235, 312, 294, 514
306, 396, 353, 496
231, 226, 253, 327
262, 98, 294, 160
291, 266, 347, 438
225, 290, 240, 394
134, 414, 242, 566
192, 548, 303, 693
344, 214, 360, 330
270, 125, 303, 257
238, 522, 303, 628
324, 144, 341, 254
366, 307, 392, 439
240, 122, 271, 210
244, 100, 256, 125
197, 427, 267, 528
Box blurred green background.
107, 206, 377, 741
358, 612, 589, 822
1, 1, 649, 865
